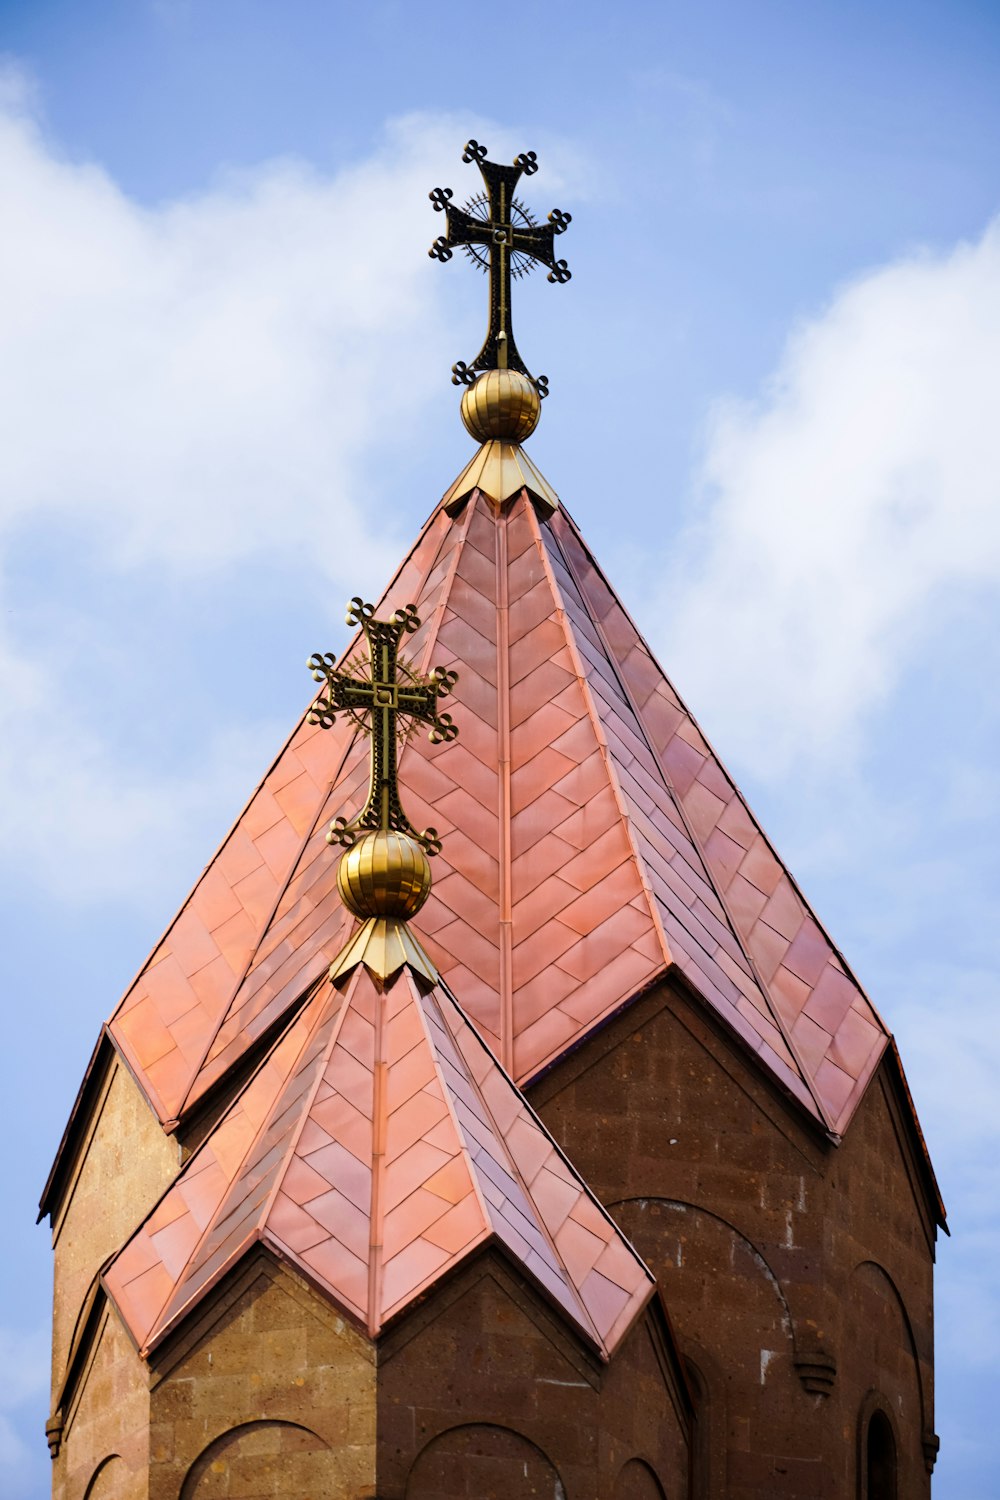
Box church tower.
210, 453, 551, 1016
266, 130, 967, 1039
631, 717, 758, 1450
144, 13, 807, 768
41, 141, 942, 1500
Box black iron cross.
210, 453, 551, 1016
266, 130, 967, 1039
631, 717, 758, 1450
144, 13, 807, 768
307, 598, 458, 854
428, 140, 572, 388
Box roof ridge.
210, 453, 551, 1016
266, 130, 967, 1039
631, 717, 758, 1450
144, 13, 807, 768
109, 974, 331, 1352
524, 501, 675, 981
150, 972, 362, 1351
431, 969, 654, 1355
177, 506, 466, 1119
175, 738, 361, 1121
255, 973, 365, 1264
549, 511, 834, 1130
418, 972, 603, 1349
556, 503, 881, 1026
395, 968, 495, 1284
410, 488, 481, 679
109, 502, 459, 1123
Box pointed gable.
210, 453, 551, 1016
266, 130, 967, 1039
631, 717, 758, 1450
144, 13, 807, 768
104, 479, 888, 1146
104, 965, 654, 1358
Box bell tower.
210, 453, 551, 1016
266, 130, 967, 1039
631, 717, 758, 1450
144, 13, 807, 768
41, 140, 940, 1500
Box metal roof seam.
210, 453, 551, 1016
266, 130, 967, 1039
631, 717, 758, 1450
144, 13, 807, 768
524, 501, 675, 977
428, 970, 649, 1357
434, 967, 659, 1289
239, 975, 368, 1299
396, 968, 497, 1272
175, 734, 363, 1123
441, 1022, 606, 1354
548, 512, 834, 1134
367, 965, 388, 1337
137, 1226, 270, 1359
495, 504, 515, 1074
106, 985, 330, 1351
411, 487, 480, 680
554, 503, 881, 1021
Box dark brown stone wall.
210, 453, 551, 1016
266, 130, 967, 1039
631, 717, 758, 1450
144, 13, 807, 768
530, 976, 936, 1500
376, 1251, 690, 1499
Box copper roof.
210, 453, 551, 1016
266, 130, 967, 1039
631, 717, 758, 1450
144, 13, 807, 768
107, 480, 888, 1142
104, 963, 653, 1358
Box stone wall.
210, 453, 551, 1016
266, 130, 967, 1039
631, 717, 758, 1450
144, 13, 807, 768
147, 1252, 376, 1500
377, 1251, 690, 1499
54, 1306, 149, 1500
50, 1055, 178, 1409
530, 975, 936, 1500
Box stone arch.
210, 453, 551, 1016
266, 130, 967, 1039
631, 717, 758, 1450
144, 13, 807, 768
610, 1198, 794, 1338
180, 1419, 330, 1500
82, 1455, 126, 1500
56, 1255, 116, 1427
848, 1260, 927, 1432
406, 1422, 565, 1499
856, 1390, 900, 1500
609, 1195, 797, 1375
613, 1455, 667, 1497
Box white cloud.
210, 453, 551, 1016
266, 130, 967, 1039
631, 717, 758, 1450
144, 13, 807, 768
0, 656, 283, 907
0, 85, 459, 575
660, 216, 1000, 775
0, 74, 581, 904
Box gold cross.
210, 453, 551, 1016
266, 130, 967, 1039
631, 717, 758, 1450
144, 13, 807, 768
429, 139, 572, 390
307, 598, 458, 854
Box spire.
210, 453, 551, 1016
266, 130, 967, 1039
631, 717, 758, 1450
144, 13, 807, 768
77, 142, 919, 1164
306, 595, 459, 983
429, 141, 568, 515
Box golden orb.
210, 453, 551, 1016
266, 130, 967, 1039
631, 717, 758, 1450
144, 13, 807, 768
460, 369, 540, 444
337, 829, 432, 920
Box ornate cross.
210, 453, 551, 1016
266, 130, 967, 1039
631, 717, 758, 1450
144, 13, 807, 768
428, 140, 572, 390
307, 598, 458, 855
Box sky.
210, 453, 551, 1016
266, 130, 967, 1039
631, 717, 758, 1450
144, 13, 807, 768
1, 0, 998, 1494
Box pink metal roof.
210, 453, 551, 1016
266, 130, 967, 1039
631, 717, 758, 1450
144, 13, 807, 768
107, 483, 888, 1140
104, 964, 654, 1357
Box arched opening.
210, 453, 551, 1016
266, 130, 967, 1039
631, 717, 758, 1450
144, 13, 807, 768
866, 1409, 897, 1500
180, 1421, 330, 1499
613, 1456, 667, 1497
406, 1423, 564, 1499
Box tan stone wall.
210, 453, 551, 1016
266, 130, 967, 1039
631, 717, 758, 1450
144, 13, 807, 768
51, 1056, 179, 1405
55, 1305, 149, 1500
148, 1254, 376, 1500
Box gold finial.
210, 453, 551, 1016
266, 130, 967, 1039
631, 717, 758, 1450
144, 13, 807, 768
307, 598, 459, 979
337, 828, 432, 920
460, 368, 540, 444
428, 140, 571, 399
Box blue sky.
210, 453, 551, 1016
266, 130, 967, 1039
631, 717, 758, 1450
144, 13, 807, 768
2, 1, 999, 1495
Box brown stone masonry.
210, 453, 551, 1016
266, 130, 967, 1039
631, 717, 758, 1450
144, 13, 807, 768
529, 973, 937, 1500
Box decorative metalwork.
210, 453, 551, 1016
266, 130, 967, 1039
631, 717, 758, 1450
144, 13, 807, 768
428, 140, 572, 388
308, 598, 458, 856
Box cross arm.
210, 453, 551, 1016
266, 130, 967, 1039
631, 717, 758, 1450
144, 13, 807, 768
428, 141, 573, 384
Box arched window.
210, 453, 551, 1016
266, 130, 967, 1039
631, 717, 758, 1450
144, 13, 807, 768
866, 1409, 897, 1500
